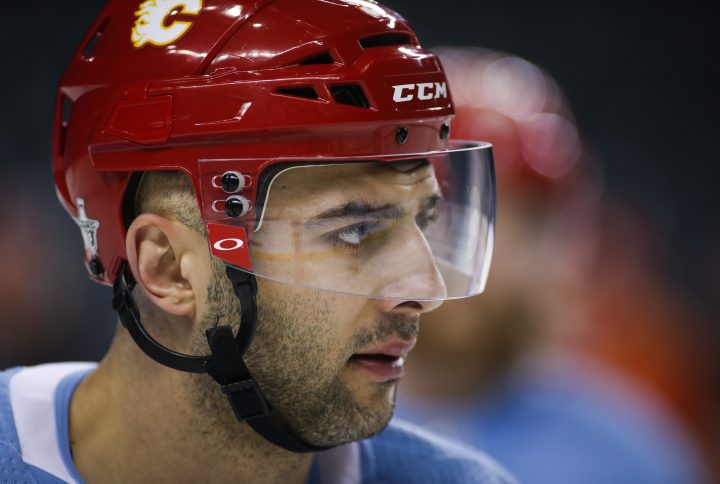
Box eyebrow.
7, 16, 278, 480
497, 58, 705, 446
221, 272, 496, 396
303, 202, 405, 229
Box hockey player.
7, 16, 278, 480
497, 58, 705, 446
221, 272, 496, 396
0, 1, 514, 483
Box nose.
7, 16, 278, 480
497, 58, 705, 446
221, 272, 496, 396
373, 222, 447, 314
373, 293, 444, 316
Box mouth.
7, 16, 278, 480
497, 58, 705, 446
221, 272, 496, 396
347, 340, 416, 382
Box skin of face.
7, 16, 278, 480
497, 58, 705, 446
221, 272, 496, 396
189, 160, 445, 446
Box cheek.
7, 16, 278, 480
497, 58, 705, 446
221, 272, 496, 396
256, 278, 371, 359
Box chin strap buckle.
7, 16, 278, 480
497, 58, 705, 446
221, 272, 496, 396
205, 324, 274, 420
220, 379, 270, 421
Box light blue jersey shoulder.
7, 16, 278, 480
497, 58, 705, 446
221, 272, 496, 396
360, 419, 517, 483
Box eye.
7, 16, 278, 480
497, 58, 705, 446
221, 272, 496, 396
335, 223, 373, 246
416, 210, 438, 230
416, 195, 441, 230
326, 222, 381, 248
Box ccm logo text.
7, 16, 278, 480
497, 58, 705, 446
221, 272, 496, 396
392, 82, 448, 103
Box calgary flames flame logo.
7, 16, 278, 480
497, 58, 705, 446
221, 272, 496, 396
131, 0, 203, 48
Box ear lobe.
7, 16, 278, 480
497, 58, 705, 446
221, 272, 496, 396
126, 213, 196, 318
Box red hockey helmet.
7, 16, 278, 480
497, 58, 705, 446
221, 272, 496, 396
54, 0, 495, 301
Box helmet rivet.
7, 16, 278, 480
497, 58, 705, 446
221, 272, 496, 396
440, 123, 450, 140
89, 256, 104, 277
221, 172, 241, 193
225, 196, 250, 218
395, 127, 409, 145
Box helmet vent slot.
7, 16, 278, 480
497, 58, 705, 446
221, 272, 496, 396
81, 17, 110, 60
298, 51, 335, 65
330, 85, 370, 109
275, 87, 320, 100
359, 33, 411, 49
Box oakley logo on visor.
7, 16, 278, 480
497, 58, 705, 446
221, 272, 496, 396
213, 238, 244, 251
131, 0, 203, 48
392, 82, 448, 103
207, 223, 252, 270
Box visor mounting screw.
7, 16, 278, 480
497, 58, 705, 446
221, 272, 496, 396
440, 123, 450, 140
225, 196, 251, 218
395, 127, 409, 145
221, 172, 241, 193
88, 256, 104, 277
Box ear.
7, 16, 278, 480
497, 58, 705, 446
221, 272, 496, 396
126, 213, 208, 319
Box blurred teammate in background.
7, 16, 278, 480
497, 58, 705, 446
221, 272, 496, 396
396, 47, 708, 484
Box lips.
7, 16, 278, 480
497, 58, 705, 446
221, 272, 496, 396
347, 339, 417, 382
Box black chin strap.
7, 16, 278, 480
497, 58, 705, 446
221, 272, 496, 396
112, 262, 326, 453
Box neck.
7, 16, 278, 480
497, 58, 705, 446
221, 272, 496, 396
70, 331, 312, 484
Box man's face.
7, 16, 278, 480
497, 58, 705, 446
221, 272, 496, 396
190, 161, 445, 446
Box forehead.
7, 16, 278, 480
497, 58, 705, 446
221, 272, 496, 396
263, 160, 437, 214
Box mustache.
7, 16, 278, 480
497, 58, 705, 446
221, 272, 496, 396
349, 313, 420, 353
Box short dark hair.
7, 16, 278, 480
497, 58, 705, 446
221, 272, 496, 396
134, 171, 205, 235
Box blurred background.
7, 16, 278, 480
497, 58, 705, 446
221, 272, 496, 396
1, 1, 717, 482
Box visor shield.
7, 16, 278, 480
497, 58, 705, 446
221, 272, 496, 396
200, 142, 495, 301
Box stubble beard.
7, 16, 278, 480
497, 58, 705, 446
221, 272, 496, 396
187, 262, 419, 449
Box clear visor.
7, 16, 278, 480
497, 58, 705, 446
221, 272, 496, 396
200, 142, 495, 301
